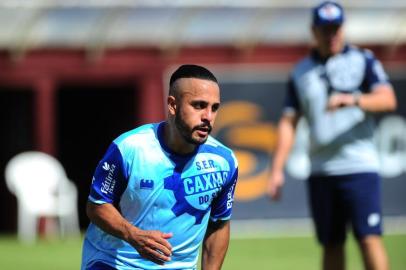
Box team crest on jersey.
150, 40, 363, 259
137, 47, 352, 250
140, 179, 154, 189
164, 154, 230, 224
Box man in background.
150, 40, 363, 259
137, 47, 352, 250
267, 1, 396, 270
81, 64, 238, 270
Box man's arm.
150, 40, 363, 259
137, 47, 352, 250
328, 85, 397, 112
201, 220, 230, 270
86, 202, 173, 265
356, 85, 397, 112
266, 113, 300, 200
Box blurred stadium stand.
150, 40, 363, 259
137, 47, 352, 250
1, 0, 406, 234
0, 0, 406, 49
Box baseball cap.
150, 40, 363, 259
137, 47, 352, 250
312, 1, 344, 26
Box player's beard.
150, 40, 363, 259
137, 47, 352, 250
175, 109, 212, 145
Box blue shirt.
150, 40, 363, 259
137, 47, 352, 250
81, 122, 238, 270
285, 44, 392, 175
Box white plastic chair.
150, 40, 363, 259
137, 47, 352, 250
5, 151, 80, 243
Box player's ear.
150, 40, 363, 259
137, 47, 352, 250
168, 95, 177, 116
311, 25, 317, 37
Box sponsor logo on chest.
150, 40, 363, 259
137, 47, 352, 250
183, 171, 227, 196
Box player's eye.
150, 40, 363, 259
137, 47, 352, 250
212, 103, 220, 112
191, 101, 207, 110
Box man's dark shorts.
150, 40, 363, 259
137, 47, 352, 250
307, 172, 383, 246
87, 262, 117, 270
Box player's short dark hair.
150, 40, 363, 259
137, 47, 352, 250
169, 64, 218, 89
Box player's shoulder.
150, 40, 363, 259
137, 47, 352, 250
205, 136, 233, 153
362, 48, 378, 63
346, 44, 377, 60
113, 122, 159, 149
291, 55, 315, 78
203, 136, 238, 166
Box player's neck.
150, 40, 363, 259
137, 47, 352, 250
317, 43, 344, 60
163, 121, 197, 155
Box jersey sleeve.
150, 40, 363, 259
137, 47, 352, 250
361, 50, 391, 93
88, 143, 129, 204
210, 167, 238, 221
283, 76, 301, 115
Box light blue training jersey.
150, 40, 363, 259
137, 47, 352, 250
81, 122, 238, 270
285, 44, 393, 175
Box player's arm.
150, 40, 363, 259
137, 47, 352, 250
86, 202, 173, 265
353, 84, 397, 112
203, 164, 238, 270
201, 219, 230, 270
87, 142, 172, 265
267, 113, 300, 200
267, 76, 301, 200
327, 85, 396, 112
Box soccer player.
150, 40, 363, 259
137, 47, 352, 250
267, 2, 396, 270
81, 64, 238, 270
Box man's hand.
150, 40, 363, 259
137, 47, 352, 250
266, 170, 285, 201
327, 93, 357, 111
126, 228, 173, 265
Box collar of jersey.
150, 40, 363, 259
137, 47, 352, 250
311, 43, 350, 63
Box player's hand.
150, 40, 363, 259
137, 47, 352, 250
266, 170, 284, 201
127, 228, 173, 265
327, 93, 356, 111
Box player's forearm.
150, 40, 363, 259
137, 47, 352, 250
86, 201, 136, 242
201, 220, 230, 270
87, 201, 173, 264
357, 85, 397, 112
271, 116, 297, 173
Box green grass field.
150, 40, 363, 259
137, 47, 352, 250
223, 235, 406, 270
0, 234, 405, 270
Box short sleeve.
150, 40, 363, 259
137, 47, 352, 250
88, 143, 128, 204
210, 168, 238, 221
361, 50, 391, 93
283, 76, 301, 115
